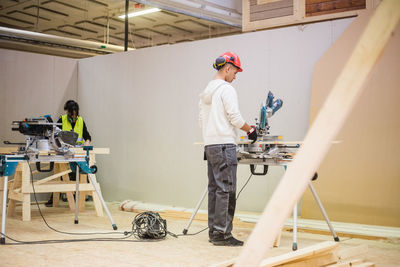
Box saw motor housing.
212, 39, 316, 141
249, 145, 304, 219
237, 91, 298, 174
12, 116, 77, 154
2, 116, 97, 176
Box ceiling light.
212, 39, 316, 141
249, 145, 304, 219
118, 8, 161, 19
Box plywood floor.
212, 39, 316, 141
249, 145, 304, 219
0, 202, 399, 266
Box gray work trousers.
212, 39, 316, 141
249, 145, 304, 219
205, 144, 237, 239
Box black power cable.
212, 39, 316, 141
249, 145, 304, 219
26, 162, 126, 236
237, 173, 253, 200
0, 162, 175, 245
131, 211, 177, 239
1, 162, 254, 244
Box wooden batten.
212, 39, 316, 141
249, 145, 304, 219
210, 241, 339, 267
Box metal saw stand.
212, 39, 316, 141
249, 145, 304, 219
182, 167, 339, 250
72, 164, 117, 230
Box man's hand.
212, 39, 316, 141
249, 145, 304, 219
247, 126, 258, 144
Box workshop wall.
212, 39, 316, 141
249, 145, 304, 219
302, 11, 400, 227
0, 49, 78, 144
77, 18, 353, 213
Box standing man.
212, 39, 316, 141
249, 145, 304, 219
199, 52, 257, 246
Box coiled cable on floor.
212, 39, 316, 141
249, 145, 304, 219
129, 211, 175, 239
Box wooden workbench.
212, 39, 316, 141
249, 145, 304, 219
0, 147, 109, 221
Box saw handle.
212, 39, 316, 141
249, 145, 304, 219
250, 165, 268, 176
36, 162, 54, 172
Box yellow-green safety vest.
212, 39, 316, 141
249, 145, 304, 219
61, 114, 84, 145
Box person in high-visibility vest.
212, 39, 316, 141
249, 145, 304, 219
45, 100, 92, 207
57, 100, 91, 146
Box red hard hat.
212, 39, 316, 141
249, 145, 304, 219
213, 51, 242, 72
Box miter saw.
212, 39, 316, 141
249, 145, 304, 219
1, 116, 116, 244
237, 91, 300, 175
1, 115, 97, 175
13, 115, 77, 154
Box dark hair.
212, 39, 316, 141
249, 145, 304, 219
64, 100, 79, 116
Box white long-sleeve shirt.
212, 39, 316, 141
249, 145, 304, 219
199, 79, 245, 145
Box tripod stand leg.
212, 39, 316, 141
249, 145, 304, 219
74, 165, 79, 224
87, 174, 117, 230
292, 203, 298, 251
1, 176, 8, 244
183, 186, 207, 235
308, 182, 339, 241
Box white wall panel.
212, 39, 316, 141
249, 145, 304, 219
77, 18, 353, 212
0, 49, 78, 144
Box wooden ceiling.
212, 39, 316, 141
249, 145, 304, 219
0, 0, 242, 50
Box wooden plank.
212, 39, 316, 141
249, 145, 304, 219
326, 259, 363, 267
260, 242, 338, 266
22, 193, 30, 221
0, 147, 18, 154
78, 173, 88, 212
20, 162, 30, 193
306, 0, 365, 7
243, 0, 251, 31
296, 0, 306, 19
307, 0, 363, 4
338, 244, 368, 261
20, 162, 31, 221
20, 183, 100, 193
234, 1, 400, 266
306, 1, 365, 13
8, 190, 23, 201
14, 170, 71, 192
71, 147, 110, 154
55, 163, 76, 211
251, 6, 294, 21
353, 263, 375, 267
307, 5, 365, 16
276, 251, 338, 267
251, 0, 293, 12
211, 241, 338, 267
258, 0, 288, 4
306, 0, 366, 16
6, 172, 20, 217
52, 163, 60, 207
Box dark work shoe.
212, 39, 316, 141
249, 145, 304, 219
212, 236, 244, 247
61, 193, 67, 202
208, 229, 215, 243
45, 199, 53, 207
45, 194, 53, 207
209, 232, 225, 243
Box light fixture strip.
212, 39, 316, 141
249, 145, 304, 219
118, 8, 161, 19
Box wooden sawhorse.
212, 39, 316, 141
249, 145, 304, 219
4, 148, 109, 221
